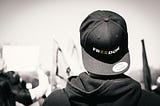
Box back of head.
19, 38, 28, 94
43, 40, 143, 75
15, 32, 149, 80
80, 10, 130, 76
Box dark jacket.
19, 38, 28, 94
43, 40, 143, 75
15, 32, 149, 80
0, 71, 33, 106
0, 78, 14, 106
43, 72, 160, 106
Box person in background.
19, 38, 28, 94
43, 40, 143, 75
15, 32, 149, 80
0, 59, 14, 106
0, 58, 49, 106
43, 10, 160, 106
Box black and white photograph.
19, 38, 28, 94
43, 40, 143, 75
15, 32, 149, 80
0, 0, 160, 106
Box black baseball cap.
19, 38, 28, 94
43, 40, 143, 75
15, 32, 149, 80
80, 10, 130, 76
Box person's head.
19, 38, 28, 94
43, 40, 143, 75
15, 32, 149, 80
80, 10, 130, 77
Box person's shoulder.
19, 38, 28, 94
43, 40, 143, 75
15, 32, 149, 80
43, 89, 70, 106
138, 90, 160, 106
141, 90, 160, 100
43, 89, 64, 106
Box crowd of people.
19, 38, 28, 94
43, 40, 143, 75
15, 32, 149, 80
0, 58, 49, 106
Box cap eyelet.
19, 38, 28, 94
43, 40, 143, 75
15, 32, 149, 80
104, 18, 109, 22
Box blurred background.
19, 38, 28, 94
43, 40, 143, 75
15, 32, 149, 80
0, 0, 160, 106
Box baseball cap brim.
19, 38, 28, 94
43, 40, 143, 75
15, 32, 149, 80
82, 48, 130, 76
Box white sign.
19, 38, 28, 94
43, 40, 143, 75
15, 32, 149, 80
2, 45, 40, 72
